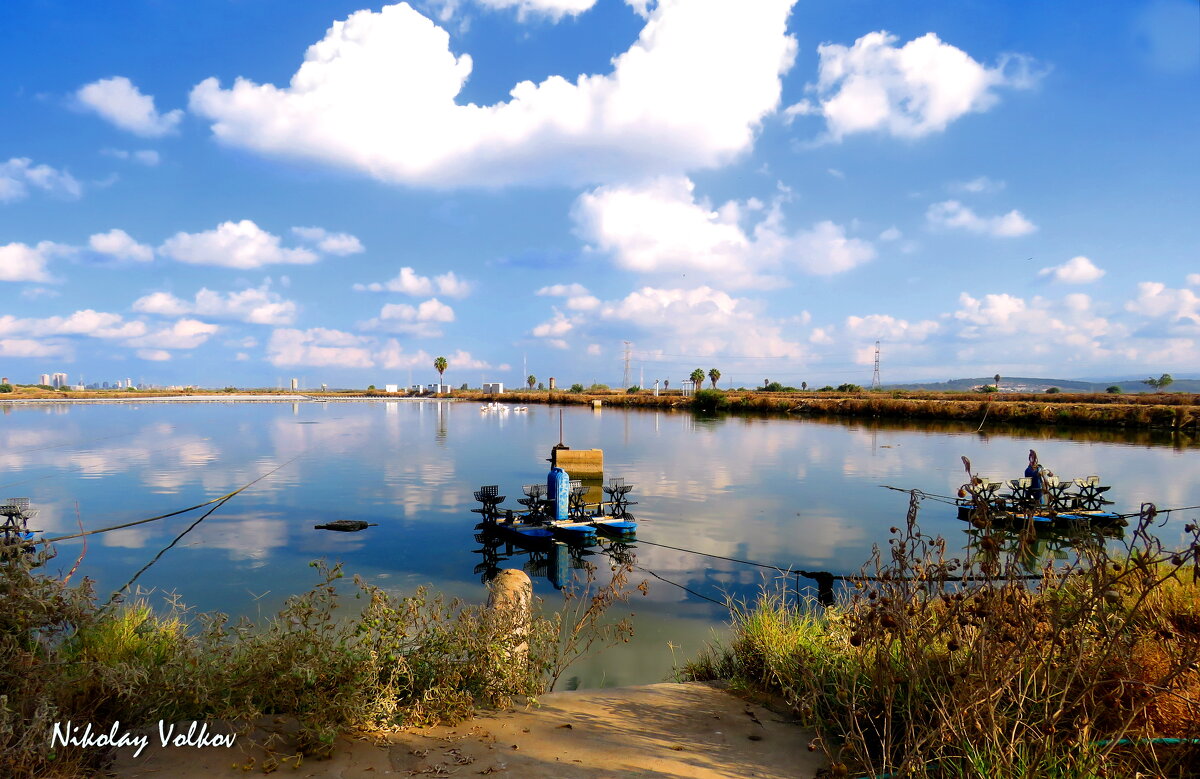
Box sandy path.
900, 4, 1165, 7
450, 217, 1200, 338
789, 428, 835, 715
109, 682, 823, 778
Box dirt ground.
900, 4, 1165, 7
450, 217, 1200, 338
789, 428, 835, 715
108, 682, 825, 778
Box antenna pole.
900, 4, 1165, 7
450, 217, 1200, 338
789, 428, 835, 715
558, 409, 564, 446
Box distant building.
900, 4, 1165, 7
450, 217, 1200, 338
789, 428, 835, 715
52, 372, 68, 388
425, 383, 451, 395
482, 382, 504, 394
290, 378, 299, 390
409, 384, 425, 394
40, 373, 50, 386
548, 377, 556, 390
385, 384, 399, 393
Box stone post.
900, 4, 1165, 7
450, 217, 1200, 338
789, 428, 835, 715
487, 569, 532, 663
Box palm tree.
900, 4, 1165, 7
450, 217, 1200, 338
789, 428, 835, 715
433, 356, 448, 388
708, 368, 721, 389
527, 374, 537, 390
689, 368, 705, 391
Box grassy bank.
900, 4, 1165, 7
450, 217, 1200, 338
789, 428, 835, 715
461, 389, 1200, 432
0, 548, 637, 778
683, 478, 1200, 778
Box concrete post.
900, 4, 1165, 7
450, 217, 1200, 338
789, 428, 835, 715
487, 569, 532, 663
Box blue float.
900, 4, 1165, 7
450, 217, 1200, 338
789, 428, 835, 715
547, 466, 570, 522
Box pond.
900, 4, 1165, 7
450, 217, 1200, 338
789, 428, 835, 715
2, 399, 1197, 689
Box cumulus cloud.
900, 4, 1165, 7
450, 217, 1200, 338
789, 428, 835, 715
159, 220, 319, 268
787, 31, 1040, 141
1185, 273, 1199, 287
124, 319, 219, 350
0, 338, 69, 358
361, 298, 455, 335
1038, 255, 1105, 284
0, 309, 147, 340
952, 175, 1005, 193
132, 284, 298, 325
353, 267, 472, 297
268, 328, 375, 368
189, 0, 798, 187
926, 200, 1036, 237
0, 241, 74, 283
536, 284, 600, 310
291, 226, 365, 256
0, 158, 82, 203
476, 0, 597, 21
845, 313, 938, 342
1125, 282, 1200, 327
76, 76, 183, 137
89, 228, 154, 262
574, 177, 874, 284
137, 349, 173, 361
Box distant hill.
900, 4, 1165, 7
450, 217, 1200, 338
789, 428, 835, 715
885, 376, 1200, 394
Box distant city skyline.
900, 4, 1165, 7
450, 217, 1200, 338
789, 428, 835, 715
2, 1, 1197, 387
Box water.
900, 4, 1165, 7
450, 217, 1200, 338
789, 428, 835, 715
2, 399, 1197, 688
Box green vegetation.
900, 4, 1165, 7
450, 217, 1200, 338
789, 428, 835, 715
708, 368, 721, 389
433, 356, 448, 383
1, 548, 639, 778
527, 374, 537, 390
691, 388, 730, 413
570, 383, 585, 393
0, 383, 12, 393
367, 384, 376, 391
836, 383, 863, 392
1145, 373, 1174, 392
1046, 386, 1061, 394
625, 385, 641, 394
1107, 385, 1123, 394
685, 481, 1200, 779
690, 368, 705, 389
587, 383, 609, 392
977, 384, 999, 393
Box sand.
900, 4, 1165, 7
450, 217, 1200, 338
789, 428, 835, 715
108, 682, 824, 778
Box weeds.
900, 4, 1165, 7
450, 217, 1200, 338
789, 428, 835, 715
685, 460, 1200, 778
0, 549, 639, 778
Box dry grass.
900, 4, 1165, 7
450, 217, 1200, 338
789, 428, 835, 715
684, 466, 1200, 778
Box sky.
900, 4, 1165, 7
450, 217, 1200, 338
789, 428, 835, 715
1, 0, 1198, 390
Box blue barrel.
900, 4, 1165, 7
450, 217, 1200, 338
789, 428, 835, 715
547, 466, 570, 521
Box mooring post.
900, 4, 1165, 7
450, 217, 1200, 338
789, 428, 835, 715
487, 568, 532, 664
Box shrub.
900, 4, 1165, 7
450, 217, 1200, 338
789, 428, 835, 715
1107, 385, 1123, 394
570, 383, 584, 393
692, 388, 730, 413
818, 386, 835, 392
836, 383, 863, 392
0, 383, 12, 393
626, 385, 641, 394
976, 384, 998, 393
1046, 386, 1061, 394
587, 383, 609, 392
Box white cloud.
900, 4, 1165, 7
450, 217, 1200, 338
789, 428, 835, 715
0, 241, 66, 282
124, 319, 219, 350
0, 310, 147, 340
573, 176, 874, 284
1038, 255, 1105, 284
0, 338, 69, 358
76, 76, 183, 137
362, 298, 456, 335
89, 228, 154, 262
845, 314, 938, 342
102, 149, 161, 166
878, 226, 902, 241
476, 0, 597, 22
536, 282, 590, 297
0, 158, 82, 202
291, 226, 365, 256
1186, 273, 1199, 287
532, 310, 573, 337
137, 349, 173, 361
953, 175, 1005, 193
268, 328, 375, 368
189, 0, 798, 187
159, 220, 319, 268
1124, 282, 1200, 327
790, 31, 1039, 141
926, 200, 1036, 237
353, 267, 472, 297
132, 284, 298, 325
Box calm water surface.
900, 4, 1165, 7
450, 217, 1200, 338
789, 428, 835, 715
2, 399, 1196, 688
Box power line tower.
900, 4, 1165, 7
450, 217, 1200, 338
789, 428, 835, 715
871, 340, 881, 390
622, 341, 632, 389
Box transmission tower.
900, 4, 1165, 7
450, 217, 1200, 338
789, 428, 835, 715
871, 341, 881, 390
622, 341, 632, 389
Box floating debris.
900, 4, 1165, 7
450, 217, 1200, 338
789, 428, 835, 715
313, 520, 377, 532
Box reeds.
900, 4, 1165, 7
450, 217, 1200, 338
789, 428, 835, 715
684, 468, 1200, 778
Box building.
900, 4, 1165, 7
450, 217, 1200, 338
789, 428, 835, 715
51, 372, 68, 388
384, 384, 399, 393
425, 383, 451, 395
290, 378, 298, 390
40, 373, 50, 386
482, 382, 504, 394
548, 377, 556, 390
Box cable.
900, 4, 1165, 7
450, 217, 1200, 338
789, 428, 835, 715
633, 564, 728, 607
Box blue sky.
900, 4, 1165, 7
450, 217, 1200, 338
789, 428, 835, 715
2, 0, 1197, 389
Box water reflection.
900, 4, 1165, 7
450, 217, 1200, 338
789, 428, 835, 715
2, 399, 1196, 688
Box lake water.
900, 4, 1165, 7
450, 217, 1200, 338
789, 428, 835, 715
2, 399, 1197, 689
